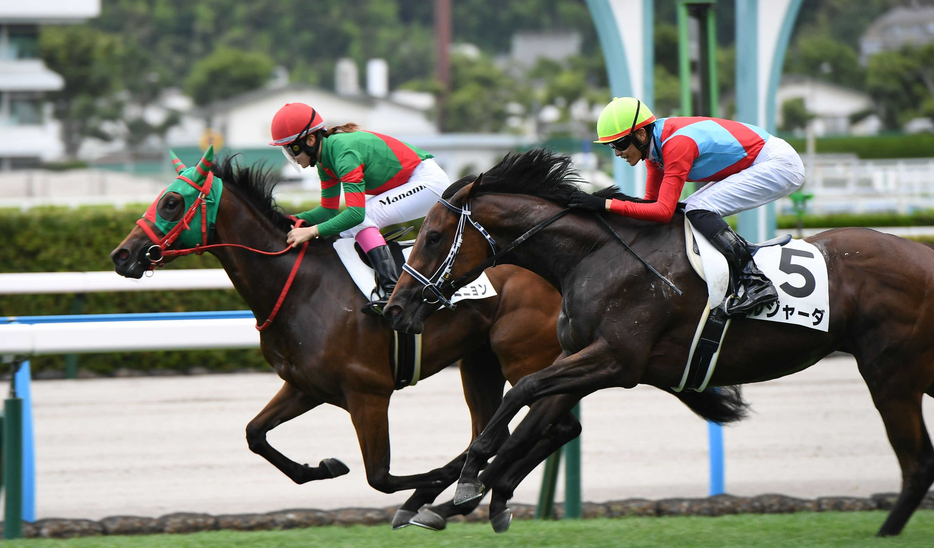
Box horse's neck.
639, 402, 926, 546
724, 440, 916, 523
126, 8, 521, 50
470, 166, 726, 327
477, 198, 677, 291
209, 190, 332, 319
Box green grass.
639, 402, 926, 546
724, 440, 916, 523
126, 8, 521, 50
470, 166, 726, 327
8, 511, 934, 548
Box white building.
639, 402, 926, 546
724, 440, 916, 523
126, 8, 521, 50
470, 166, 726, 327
194, 83, 440, 151
776, 75, 879, 136
188, 83, 535, 187
0, 0, 100, 170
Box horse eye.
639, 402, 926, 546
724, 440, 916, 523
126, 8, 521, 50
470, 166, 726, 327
427, 232, 442, 245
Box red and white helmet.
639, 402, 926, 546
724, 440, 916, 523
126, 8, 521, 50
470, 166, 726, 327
268, 103, 326, 146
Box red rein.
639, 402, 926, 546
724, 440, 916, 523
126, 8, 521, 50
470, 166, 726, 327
136, 175, 308, 332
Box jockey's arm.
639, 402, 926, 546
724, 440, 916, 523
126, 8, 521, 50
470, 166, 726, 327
606, 135, 697, 223
295, 169, 340, 227
309, 151, 368, 237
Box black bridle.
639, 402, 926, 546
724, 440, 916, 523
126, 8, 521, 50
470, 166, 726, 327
402, 198, 571, 310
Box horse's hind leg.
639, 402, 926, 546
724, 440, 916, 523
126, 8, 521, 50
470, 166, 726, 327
395, 345, 508, 530
863, 361, 934, 536
246, 381, 348, 483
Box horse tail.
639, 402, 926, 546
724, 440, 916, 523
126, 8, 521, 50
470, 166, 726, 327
667, 385, 749, 425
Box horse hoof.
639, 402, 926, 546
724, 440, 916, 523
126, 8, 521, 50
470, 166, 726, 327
391, 509, 417, 530
409, 508, 446, 531
453, 481, 486, 505
490, 508, 512, 533
321, 458, 350, 478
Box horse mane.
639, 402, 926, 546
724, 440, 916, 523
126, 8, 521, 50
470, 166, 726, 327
464, 149, 654, 207
465, 149, 583, 204
211, 155, 294, 234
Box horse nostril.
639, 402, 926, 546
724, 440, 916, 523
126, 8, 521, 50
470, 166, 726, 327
111, 248, 130, 264
383, 304, 403, 319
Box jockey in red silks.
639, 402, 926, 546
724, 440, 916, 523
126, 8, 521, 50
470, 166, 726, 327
269, 102, 451, 316
569, 97, 805, 317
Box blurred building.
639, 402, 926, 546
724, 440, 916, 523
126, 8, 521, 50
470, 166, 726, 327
199, 83, 439, 151
860, 4, 934, 63
509, 31, 582, 70
0, 0, 100, 170
776, 75, 879, 136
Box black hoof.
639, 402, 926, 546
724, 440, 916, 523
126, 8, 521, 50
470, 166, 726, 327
490, 508, 512, 533
453, 481, 486, 505
321, 458, 350, 478
391, 509, 417, 530
410, 508, 446, 531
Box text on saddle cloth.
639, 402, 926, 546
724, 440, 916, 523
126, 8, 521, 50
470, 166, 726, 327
333, 238, 498, 304
684, 217, 830, 333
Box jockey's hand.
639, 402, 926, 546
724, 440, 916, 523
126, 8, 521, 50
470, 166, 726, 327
568, 190, 608, 212
287, 225, 319, 248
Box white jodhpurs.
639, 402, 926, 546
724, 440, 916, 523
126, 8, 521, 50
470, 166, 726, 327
683, 136, 805, 217
340, 158, 451, 238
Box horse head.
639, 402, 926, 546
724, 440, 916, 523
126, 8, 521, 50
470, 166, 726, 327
111, 147, 221, 278
384, 176, 493, 333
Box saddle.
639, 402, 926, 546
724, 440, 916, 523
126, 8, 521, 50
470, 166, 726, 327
677, 217, 791, 393
684, 217, 791, 310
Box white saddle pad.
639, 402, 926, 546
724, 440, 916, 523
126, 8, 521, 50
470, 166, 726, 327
684, 218, 830, 332
333, 238, 497, 304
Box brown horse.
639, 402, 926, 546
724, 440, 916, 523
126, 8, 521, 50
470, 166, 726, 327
386, 149, 934, 536
109, 153, 569, 530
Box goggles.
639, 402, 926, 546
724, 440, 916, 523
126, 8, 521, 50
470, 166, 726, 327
607, 100, 642, 152
280, 114, 316, 173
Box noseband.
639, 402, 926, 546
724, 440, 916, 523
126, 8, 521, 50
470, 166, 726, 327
402, 198, 572, 310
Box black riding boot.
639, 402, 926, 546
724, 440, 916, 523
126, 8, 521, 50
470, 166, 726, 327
709, 227, 778, 317
362, 245, 400, 317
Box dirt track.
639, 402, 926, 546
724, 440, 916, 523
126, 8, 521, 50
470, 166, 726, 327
26, 355, 933, 520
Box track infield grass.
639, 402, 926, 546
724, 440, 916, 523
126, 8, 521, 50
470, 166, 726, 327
6, 511, 934, 547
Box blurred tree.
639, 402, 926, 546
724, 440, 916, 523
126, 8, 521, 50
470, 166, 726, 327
866, 42, 934, 129
444, 52, 530, 132
780, 97, 812, 132
40, 26, 124, 158
784, 34, 864, 88
184, 47, 276, 106
790, 0, 901, 50
655, 23, 679, 76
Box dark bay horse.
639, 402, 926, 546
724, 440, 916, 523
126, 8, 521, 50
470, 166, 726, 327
109, 153, 569, 530
386, 149, 934, 536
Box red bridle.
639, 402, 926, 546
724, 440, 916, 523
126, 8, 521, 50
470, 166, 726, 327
135, 172, 309, 332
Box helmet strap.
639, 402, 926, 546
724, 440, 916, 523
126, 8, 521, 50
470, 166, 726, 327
298, 129, 324, 167
633, 123, 653, 160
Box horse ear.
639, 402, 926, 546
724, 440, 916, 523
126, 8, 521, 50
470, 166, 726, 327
191, 145, 214, 184
466, 173, 483, 200
169, 151, 187, 175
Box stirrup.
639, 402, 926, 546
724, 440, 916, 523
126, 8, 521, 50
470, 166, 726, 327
361, 298, 388, 317
725, 285, 778, 317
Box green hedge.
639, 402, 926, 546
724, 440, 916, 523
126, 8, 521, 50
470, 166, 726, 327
777, 209, 934, 229
0, 205, 267, 376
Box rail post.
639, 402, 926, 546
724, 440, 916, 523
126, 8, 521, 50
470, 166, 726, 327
2, 357, 24, 539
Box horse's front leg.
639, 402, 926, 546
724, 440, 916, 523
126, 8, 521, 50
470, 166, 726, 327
485, 396, 583, 532
246, 381, 349, 483
394, 347, 509, 530
455, 341, 619, 504
346, 391, 451, 494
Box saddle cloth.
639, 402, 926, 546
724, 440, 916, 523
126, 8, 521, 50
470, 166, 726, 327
333, 238, 497, 304
333, 238, 498, 391
683, 217, 830, 332
677, 218, 831, 393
